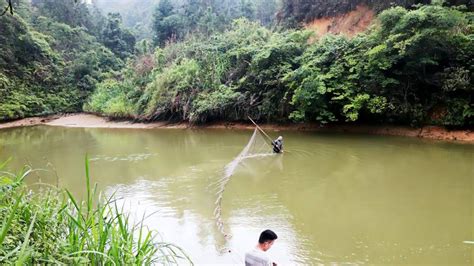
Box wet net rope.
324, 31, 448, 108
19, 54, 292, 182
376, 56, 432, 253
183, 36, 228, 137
214, 127, 273, 239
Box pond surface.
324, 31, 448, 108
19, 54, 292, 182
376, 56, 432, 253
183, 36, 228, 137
0, 125, 473, 265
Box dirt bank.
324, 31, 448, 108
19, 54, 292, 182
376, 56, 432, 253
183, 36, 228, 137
206, 122, 474, 143
0, 113, 473, 143
0, 113, 187, 129
305, 5, 375, 38
0, 115, 59, 129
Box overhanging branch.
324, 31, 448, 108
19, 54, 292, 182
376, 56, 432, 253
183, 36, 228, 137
0, 0, 13, 16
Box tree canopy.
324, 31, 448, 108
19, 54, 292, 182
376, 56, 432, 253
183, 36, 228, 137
86, 3, 473, 126
0, 0, 472, 127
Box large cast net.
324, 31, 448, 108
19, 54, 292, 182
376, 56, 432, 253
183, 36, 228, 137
214, 128, 274, 238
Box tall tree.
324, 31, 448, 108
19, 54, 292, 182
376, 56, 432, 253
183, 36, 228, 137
238, 0, 255, 20
256, 0, 278, 26
1, 0, 13, 16
31, 0, 93, 30
101, 12, 136, 59
152, 0, 182, 46
183, 0, 205, 31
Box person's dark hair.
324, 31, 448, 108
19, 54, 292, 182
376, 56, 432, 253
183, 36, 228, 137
258, 229, 278, 244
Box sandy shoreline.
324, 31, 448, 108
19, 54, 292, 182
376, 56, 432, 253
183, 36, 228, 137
0, 113, 473, 143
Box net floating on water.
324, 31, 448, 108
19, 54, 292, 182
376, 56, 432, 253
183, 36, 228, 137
213, 128, 273, 238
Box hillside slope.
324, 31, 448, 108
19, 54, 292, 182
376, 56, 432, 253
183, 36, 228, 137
281, 0, 472, 24
304, 4, 375, 37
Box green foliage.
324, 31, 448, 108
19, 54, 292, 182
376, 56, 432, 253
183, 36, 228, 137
285, 4, 473, 126
1, 0, 14, 16
32, 0, 94, 30
144, 58, 201, 120
0, 1, 123, 121
0, 13, 78, 120
31, 15, 122, 86
279, 0, 473, 25
95, 0, 280, 42
101, 13, 136, 59
0, 159, 191, 264
88, 4, 472, 127
94, 0, 159, 41
284, 34, 393, 123
84, 79, 136, 118
191, 85, 241, 122
255, 0, 279, 26
151, 0, 280, 46
89, 19, 311, 123
2, 1, 472, 127
152, 0, 181, 46
363, 4, 473, 125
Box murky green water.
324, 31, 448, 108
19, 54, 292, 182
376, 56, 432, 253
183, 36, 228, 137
0, 125, 473, 265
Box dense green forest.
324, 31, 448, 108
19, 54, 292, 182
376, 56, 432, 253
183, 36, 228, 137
0, 0, 127, 119
94, 0, 280, 41
1, 0, 473, 126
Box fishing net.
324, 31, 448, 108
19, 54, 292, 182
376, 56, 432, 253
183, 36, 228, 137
214, 128, 273, 238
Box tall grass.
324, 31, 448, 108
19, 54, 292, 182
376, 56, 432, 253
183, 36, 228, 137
0, 157, 192, 265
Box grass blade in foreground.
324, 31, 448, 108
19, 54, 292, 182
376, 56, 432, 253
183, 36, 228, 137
0, 158, 192, 265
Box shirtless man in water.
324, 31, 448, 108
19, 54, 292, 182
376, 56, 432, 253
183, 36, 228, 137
245, 230, 278, 266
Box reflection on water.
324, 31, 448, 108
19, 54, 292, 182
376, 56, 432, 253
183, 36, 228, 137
90, 153, 157, 162
0, 126, 473, 264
